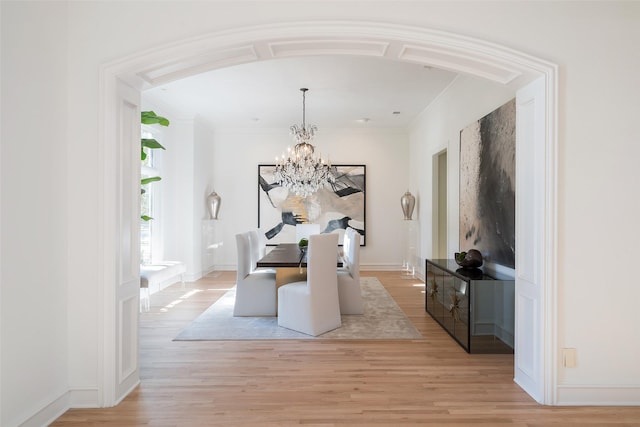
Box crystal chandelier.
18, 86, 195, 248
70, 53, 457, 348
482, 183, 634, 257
274, 88, 334, 197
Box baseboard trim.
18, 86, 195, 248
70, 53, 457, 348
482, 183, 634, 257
68, 386, 100, 408
13, 386, 101, 427
184, 272, 201, 282
212, 264, 414, 273
114, 379, 140, 406
556, 384, 640, 406
360, 263, 403, 271
15, 390, 69, 427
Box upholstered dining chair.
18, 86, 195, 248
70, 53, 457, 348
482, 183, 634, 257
233, 232, 277, 316
248, 229, 276, 274
295, 223, 321, 242
277, 233, 342, 336
337, 227, 364, 314
337, 227, 352, 274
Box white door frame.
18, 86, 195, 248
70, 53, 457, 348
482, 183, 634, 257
98, 20, 558, 405
431, 148, 448, 259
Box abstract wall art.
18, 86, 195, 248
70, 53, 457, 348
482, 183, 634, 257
459, 99, 516, 268
258, 164, 366, 245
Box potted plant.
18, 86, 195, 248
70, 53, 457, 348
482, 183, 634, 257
298, 237, 309, 254
140, 111, 169, 221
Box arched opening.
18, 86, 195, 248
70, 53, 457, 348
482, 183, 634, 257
99, 21, 557, 405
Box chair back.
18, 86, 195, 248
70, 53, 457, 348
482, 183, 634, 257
346, 229, 361, 282
307, 233, 339, 302
247, 229, 261, 271
296, 223, 321, 242
235, 232, 251, 279
255, 228, 268, 257
342, 229, 352, 266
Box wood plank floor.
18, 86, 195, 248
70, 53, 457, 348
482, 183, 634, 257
52, 271, 640, 426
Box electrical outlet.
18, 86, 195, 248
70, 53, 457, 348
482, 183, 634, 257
563, 348, 577, 368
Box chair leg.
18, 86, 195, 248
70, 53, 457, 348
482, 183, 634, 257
140, 287, 150, 312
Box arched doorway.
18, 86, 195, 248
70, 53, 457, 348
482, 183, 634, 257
99, 21, 558, 406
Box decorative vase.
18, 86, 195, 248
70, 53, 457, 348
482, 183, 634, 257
400, 191, 415, 220
206, 191, 221, 219
454, 249, 483, 269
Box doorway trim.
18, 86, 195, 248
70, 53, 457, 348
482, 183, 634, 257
99, 20, 558, 405
431, 149, 448, 259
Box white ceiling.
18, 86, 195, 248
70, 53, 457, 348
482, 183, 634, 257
142, 55, 458, 129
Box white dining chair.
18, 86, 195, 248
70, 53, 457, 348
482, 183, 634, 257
248, 229, 276, 274
338, 227, 352, 274
233, 232, 277, 316
277, 233, 341, 336
295, 223, 321, 242
337, 227, 364, 314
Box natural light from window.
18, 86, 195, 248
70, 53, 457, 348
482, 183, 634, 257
141, 127, 160, 264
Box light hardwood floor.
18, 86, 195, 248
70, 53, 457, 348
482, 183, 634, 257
52, 271, 640, 426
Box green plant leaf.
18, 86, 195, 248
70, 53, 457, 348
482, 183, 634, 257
141, 111, 170, 126
141, 150, 147, 161
141, 138, 165, 150
141, 176, 161, 185
141, 215, 153, 221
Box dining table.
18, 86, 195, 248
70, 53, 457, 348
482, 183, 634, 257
256, 242, 343, 286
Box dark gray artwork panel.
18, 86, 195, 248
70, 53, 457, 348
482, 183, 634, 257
258, 165, 366, 245
460, 99, 515, 268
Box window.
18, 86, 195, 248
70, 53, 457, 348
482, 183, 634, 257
140, 127, 162, 264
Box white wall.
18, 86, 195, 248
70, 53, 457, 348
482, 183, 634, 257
193, 118, 217, 277
411, 49, 640, 403
138, 101, 410, 276
157, 118, 196, 275
2, 2, 640, 425
210, 127, 409, 270
1, 2, 70, 426
139, 104, 214, 282
410, 75, 516, 263
137, 102, 410, 276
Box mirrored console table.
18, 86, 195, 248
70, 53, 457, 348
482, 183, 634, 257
425, 259, 515, 354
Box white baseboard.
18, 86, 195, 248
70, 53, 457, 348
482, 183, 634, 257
360, 263, 403, 271
114, 379, 140, 406
13, 386, 101, 427
68, 386, 100, 408
14, 390, 69, 427
556, 384, 640, 405
184, 272, 201, 282
214, 264, 410, 272
210, 265, 426, 280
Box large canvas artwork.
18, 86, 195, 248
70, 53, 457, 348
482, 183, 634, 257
258, 164, 366, 246
459, 99, 516, 268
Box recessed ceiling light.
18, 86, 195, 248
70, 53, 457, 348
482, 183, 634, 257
356, 118, 370, 123
392, 111, 401, 115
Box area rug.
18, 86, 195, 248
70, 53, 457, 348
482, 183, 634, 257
174, 277, 422, 340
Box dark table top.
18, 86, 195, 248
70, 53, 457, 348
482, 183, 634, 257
257, 243, 343, 268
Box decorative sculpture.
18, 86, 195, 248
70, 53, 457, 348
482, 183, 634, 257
400, 190, 415, 220
207, 191, 221, 219
454, 249, 483, 269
